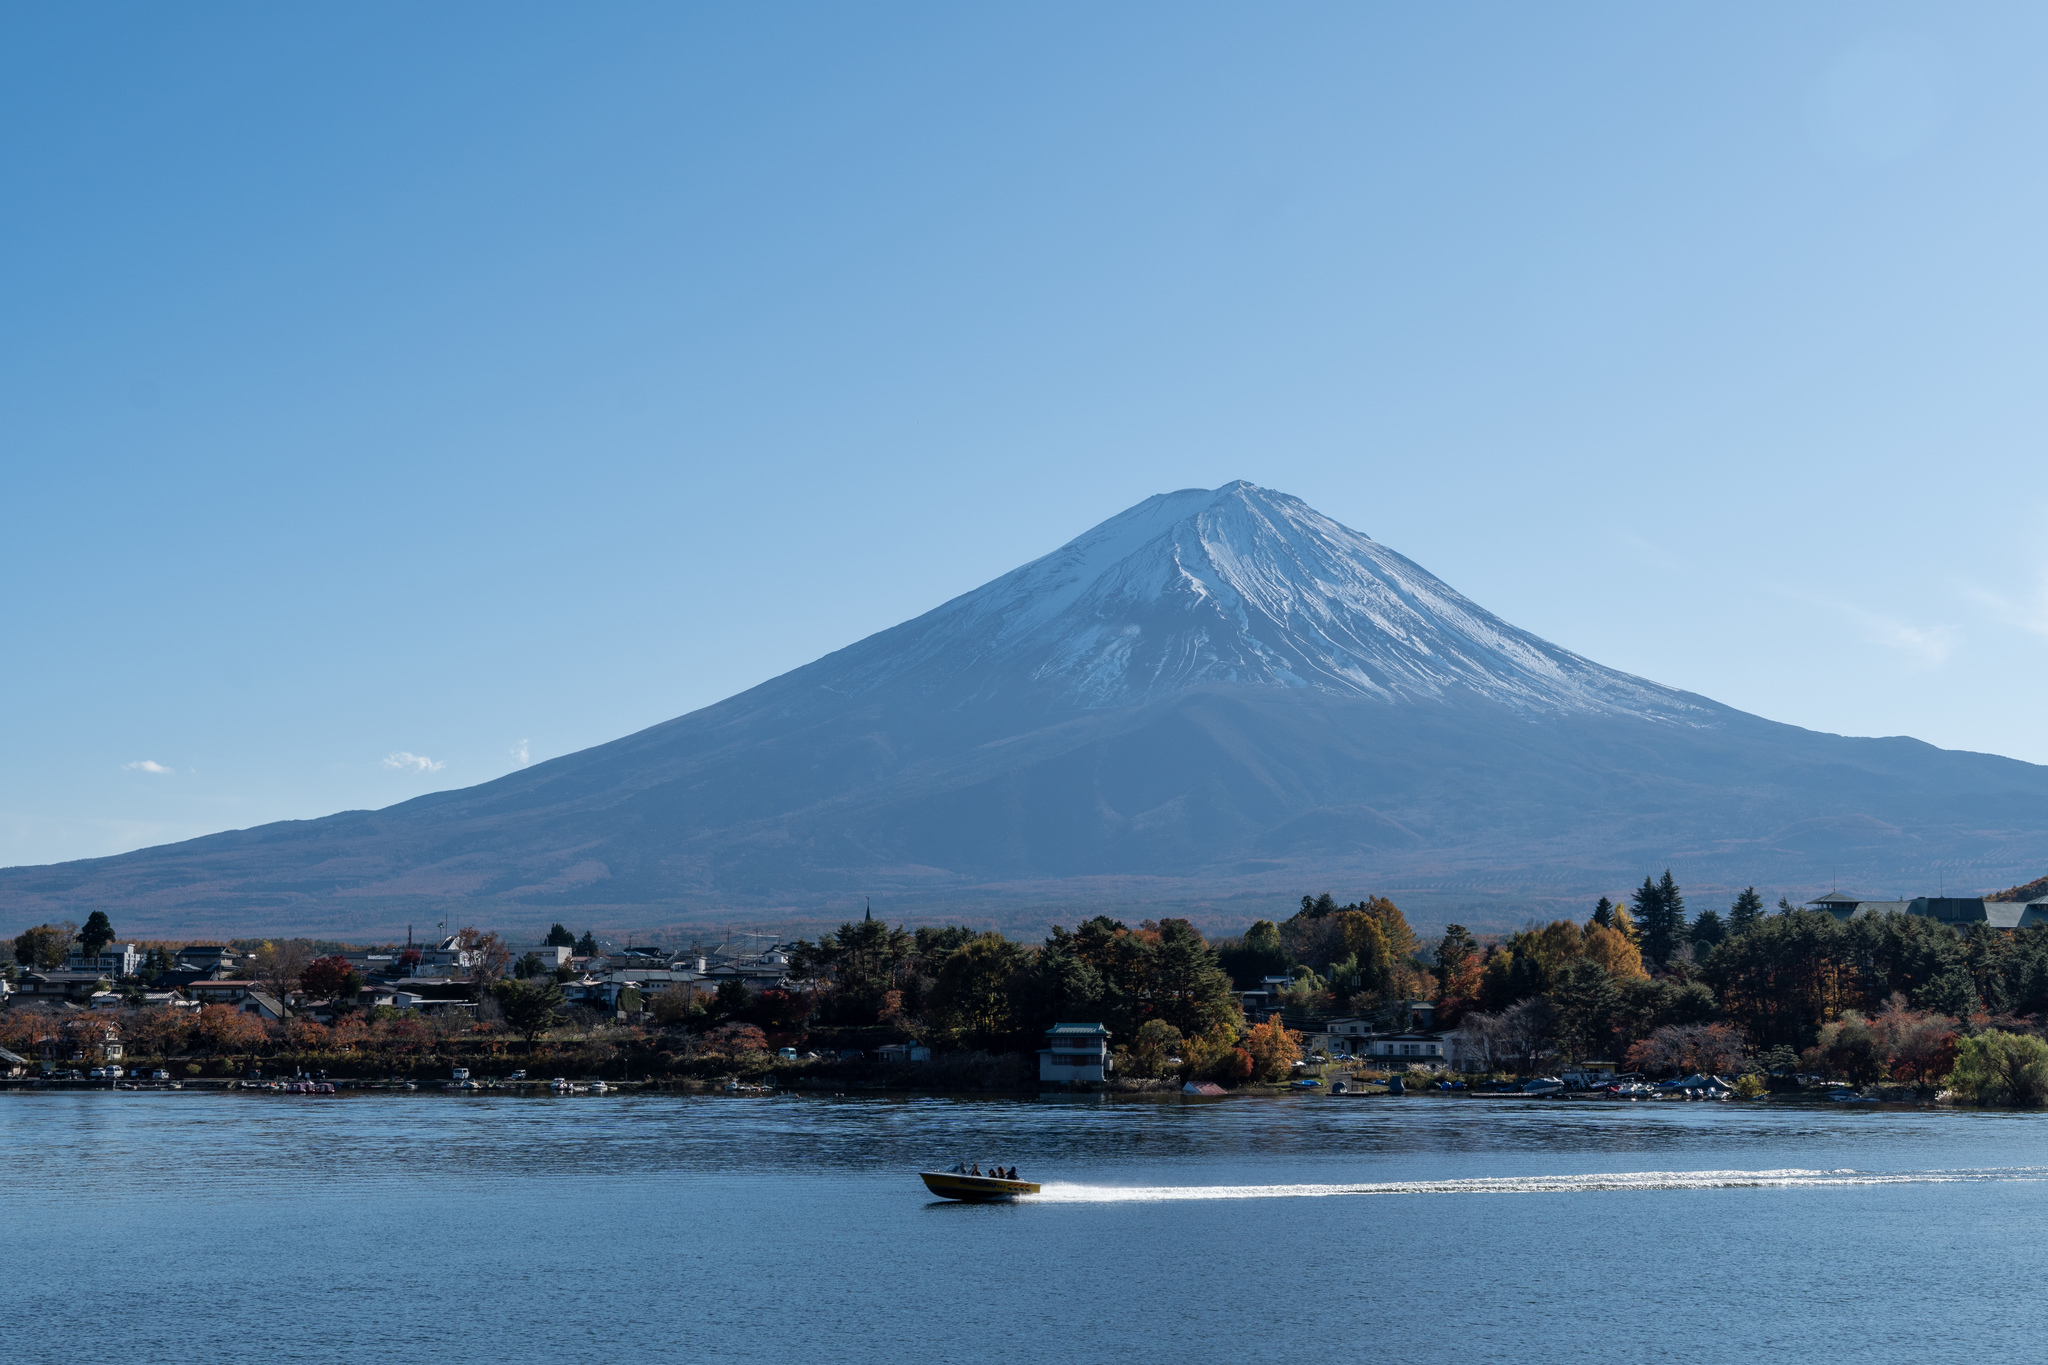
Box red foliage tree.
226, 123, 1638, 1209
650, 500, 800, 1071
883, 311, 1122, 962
700, 1022, 769, 1055
301, 955, 362, 1001
193, 1003, 270, 1055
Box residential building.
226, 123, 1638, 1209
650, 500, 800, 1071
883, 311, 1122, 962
515, 945, 573, 972
608, 968, 706, 996
1355, 1032, 1448, 1067
182, 981, 286, 1017
1805, 892, 2048, 929
64, 1024, 123, 1064
387, 990, 474, 1018
241, 991, 287, 1021
0, 1047, 28, 1078
1323, 1018, 1374, 1054
876, 1042, 931, 1063
1038, 1022, 1113, 1083
175, 945, 240, 974
14, 971, 113, 1003
341, 950, 405, 979
185, 980, 260, 1007
66, 942, 144, 977
411, 937, 476, 976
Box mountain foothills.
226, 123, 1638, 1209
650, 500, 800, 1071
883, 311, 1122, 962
6, 481, 2048, 940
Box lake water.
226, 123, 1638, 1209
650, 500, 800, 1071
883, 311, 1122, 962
7, 1091, 2046, 1364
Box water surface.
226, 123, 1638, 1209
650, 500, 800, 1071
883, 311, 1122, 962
7, 1092, 2041, 1363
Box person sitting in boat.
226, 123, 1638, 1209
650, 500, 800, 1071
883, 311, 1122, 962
970, 1163, 981, 1176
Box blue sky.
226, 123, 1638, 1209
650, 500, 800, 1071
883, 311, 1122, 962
6, 4, 2048, 868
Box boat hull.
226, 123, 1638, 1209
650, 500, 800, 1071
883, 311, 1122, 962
919, 1171, 1041, 1201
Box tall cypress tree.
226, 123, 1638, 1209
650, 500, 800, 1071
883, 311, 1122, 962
1657, 869, 1686, 933
1728, 887, 1764, 936
1633, 871, 1688, 970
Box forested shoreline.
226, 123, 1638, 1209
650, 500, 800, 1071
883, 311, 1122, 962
14, 871, 2048, 1104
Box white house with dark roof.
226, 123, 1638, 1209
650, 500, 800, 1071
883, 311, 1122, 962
1039, 1023, 1113, 1083
66, 943, 143, 977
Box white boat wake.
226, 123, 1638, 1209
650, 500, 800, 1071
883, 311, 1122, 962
1028, 1167, 2048, 1201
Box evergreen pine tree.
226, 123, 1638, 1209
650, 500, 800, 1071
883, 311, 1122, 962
1436, 924, 1478, 977
79, 910, 115, 959
1633, 871, 1689, 970
1657, 869, 1686, 935
545, 923, 576, 948
1590, 897, 1615, 930
1690, 908, 1725, 952
1728, 887, 1764, 936
575, 930, 598, 956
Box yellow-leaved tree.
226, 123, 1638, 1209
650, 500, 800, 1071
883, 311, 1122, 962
1581, 924, 1645, 979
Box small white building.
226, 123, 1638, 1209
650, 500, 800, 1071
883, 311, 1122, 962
1357, 1033, 1447, 1067
1038, 1023, 1113, 1083
67, 943, 144, 977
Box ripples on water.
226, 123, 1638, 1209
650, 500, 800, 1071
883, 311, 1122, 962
8, 1092, 2047, 1364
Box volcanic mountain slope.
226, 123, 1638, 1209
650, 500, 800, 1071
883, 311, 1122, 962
7, 481, 2048, 938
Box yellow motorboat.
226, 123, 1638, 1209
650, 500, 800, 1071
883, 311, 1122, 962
919, 1170, 1041, 1201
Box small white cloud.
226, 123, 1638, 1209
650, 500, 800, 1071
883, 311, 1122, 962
382, 751, 446, 774
1964, 569, 2048, 641
511, 738, 530, 768
1859, 615, 1957, 665
123, 760, 174, 775
1783, 588, 1957, 668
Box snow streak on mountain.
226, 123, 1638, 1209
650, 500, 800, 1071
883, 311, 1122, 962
820, 482, 1710, 721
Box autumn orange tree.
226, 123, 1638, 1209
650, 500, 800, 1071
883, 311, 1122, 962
285, 1018, 331, 1054
1241, 1015, 1300, 1083
0, 1005, 57, 1053
194, 1004, 269, 1058
122, 1007, 191, 1059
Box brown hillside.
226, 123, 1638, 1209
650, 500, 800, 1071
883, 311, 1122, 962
1989, 872, 2048, 902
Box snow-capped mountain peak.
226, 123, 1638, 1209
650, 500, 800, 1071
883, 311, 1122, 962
820, 481, 1713, 722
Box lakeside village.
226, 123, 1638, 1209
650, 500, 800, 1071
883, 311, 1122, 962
9, 868, 2048, 1106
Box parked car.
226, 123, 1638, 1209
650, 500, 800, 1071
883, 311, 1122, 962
89, 1067, 106, 1079
777, 1047, 799, 1060
151, 1069, 170, 1081
509, 1070, 528, 1081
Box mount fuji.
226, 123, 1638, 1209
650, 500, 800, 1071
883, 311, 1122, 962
8, 481, 2048, 938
